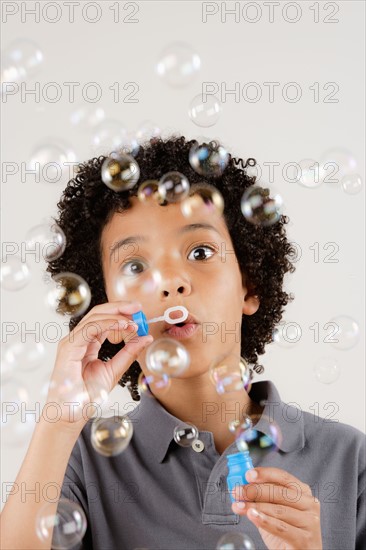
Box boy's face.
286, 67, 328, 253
100, 195, 259, 377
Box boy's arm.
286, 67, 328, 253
0, 417, 87, 550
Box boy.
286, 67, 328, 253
1, 135, 365, 549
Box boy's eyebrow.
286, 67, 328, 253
108, 222, 222, 264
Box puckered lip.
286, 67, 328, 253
162, 314, 200, 333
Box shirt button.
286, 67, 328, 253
192, 439, 205, 452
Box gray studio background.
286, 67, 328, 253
1, 1, 365, 508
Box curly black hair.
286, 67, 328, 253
45, 134, 296, 401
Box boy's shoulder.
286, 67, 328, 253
301, 407, 366, 454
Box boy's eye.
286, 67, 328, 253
187, 244, 216, 261
120, 244, 216, 276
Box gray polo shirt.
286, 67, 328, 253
60, 380, 366, 550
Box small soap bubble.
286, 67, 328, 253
70, 104, 105, 131
138, 180, 166, 204
181, 183, 224, 219
314, 357, 340, 384
319, 148, 357, 184
216, 531, 256, 550
46, 272, 91, 317
209, 355, 251, 395
0, 255, 31, 290
0, 379, 34, 446
91, 119, 128, 155
2, 335, 45, 373
36, 498, 87, 549
297, 159, 323, 189
341, 173, 363, 195
137, 371, 171, 396
114, 268, 162, 298
47, 377, 90, 413
158, 171, 190, 203
272, 321, 301, 348
228, 414, 252, 434
173, 422, 199, 447
113, 131, 141, 157
101, 153, 140, 192
28, 140, 77, 183
235, 412, 282, 463
188, 140, 229, 177
25, 222, 66, 262
1, 39, 43, 86
91, 415, 133, 457
189, 94, 222, 127
146, 338, 190, 377
136, 120, 161, 144
156, 42, 201, 88
329, 315, 360, 350
241, 185, 283, 227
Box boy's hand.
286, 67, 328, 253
231, 467, 322, 550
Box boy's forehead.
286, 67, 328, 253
104, 194, 229, 241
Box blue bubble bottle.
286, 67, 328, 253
226, 451, 254, 504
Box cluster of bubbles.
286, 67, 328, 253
1, 39, 44, 88
271, 315, 360, 385
295, 148, 363, 194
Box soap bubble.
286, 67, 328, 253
329, 315, 360, 350
70, 104, 105, 131
210, 355, 251, 395
0, 379, 35, 446
114, 131, 141, 157
341, 173, 363, 195
314, 357, 340, 384
91, 415, 133, 457
46, 376, 93, 411
189, 94, 222, 127
1, 39, 43, 86
241, 185, 283, 227
235, 412, 282, 463
136, 120, 161, 143
2, 335, 45, 373
216, 531, 256, 550
0, 255, 31, 290
146, 338, 190, 377
228, 414, 253, 434
46, 272, 91, 317
28, 140, 77, 184
174, 422, 199, 447
319, 148, 357, 185
297, 159, 323, 189
158, 171, 190, 203
156, 42, 201, 88
92, 119, 128, 155
188, 139, 229, 177
114, 268, 162, 299
272, 321, 301, 348
25, 222, 66, 262
101, 153, 140, 192
36, 498, 87, 549
138, 371, 171, 396
181, 183, 224, 219
138, 180, 166, 204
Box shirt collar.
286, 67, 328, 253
135, 380, 305, 463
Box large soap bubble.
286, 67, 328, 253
146, 338, 190, 377
91, 415, 133, 457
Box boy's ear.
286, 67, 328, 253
241, 276, 260, 316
